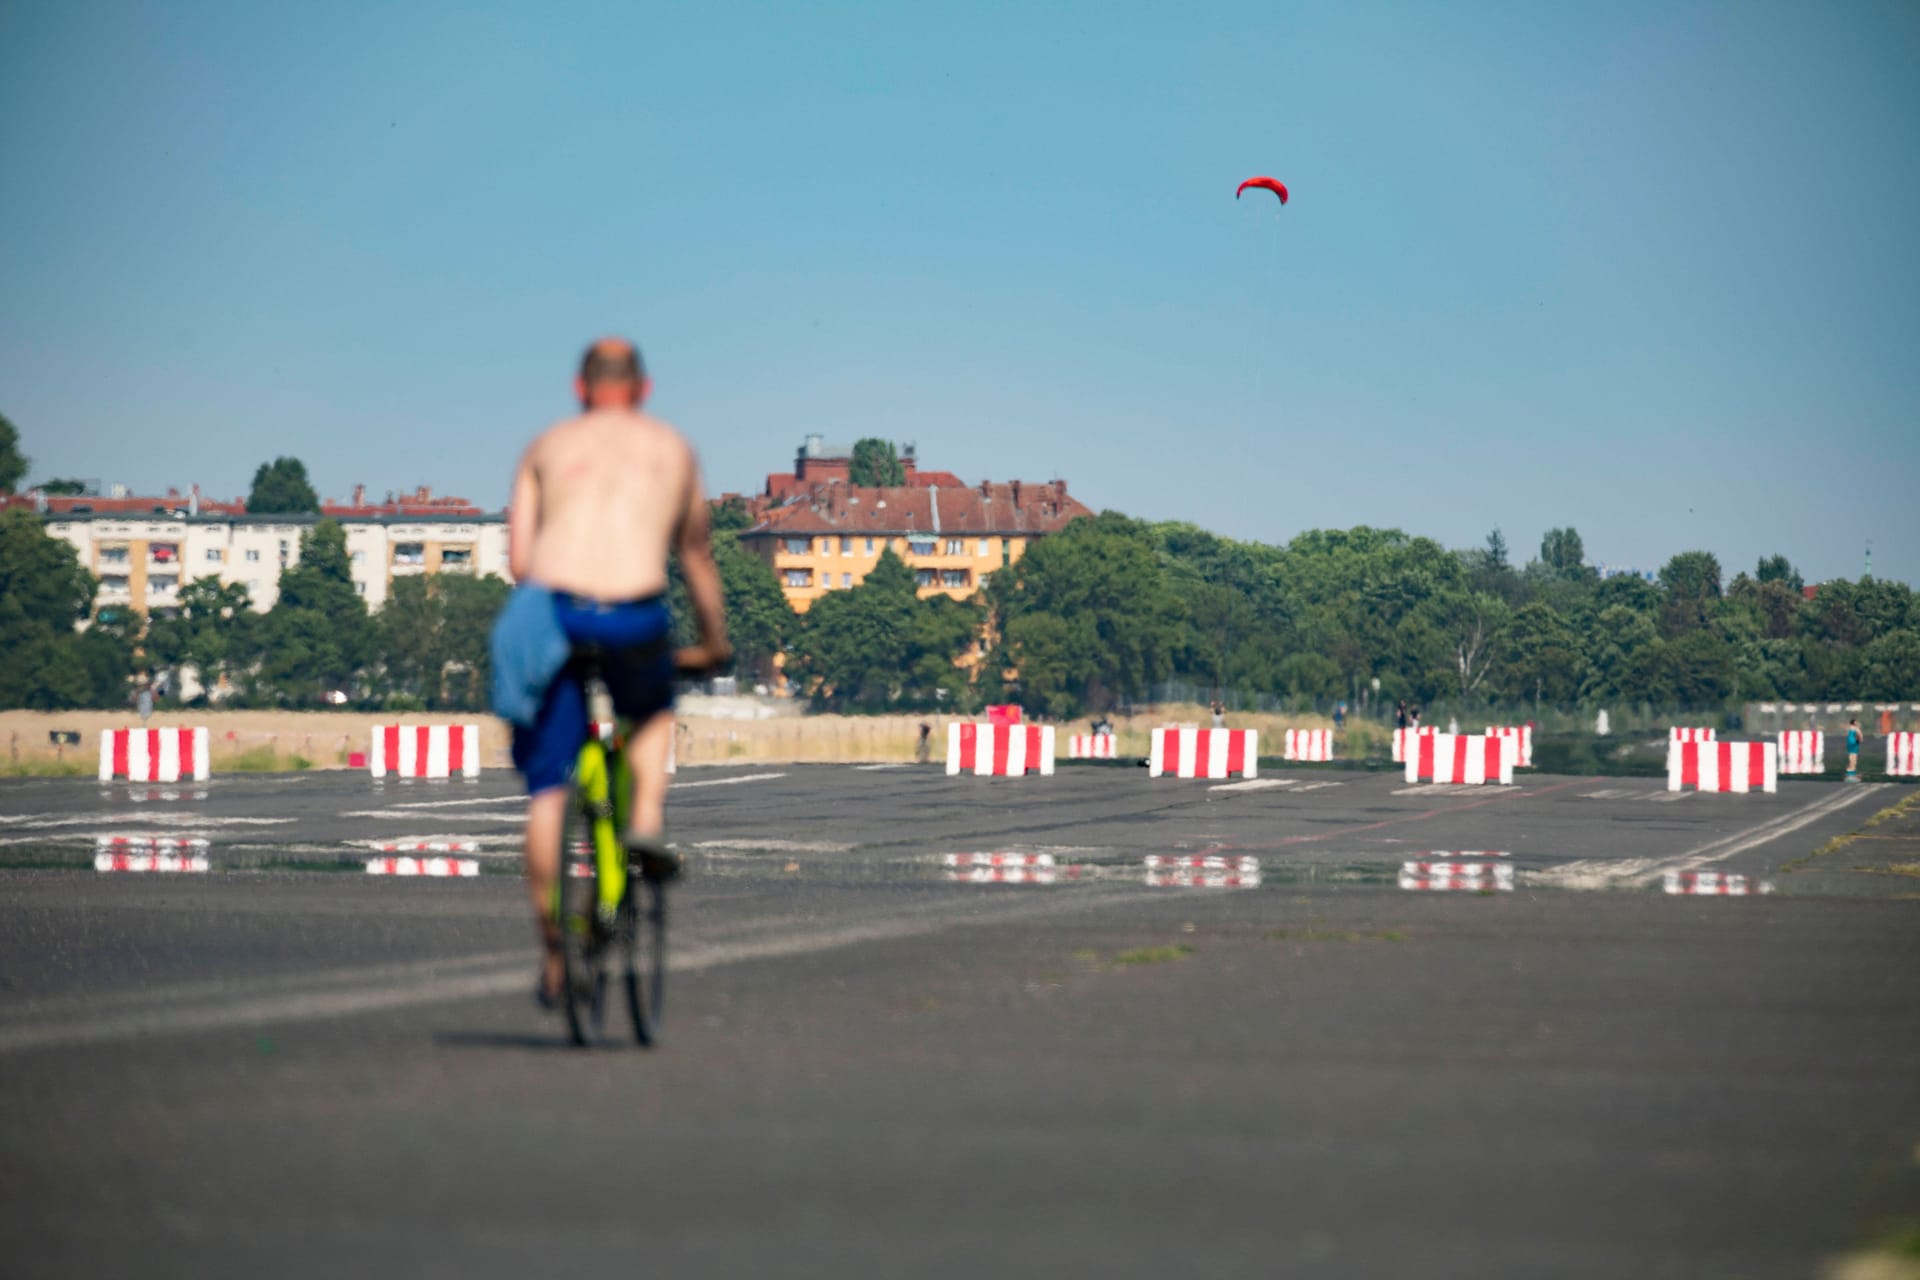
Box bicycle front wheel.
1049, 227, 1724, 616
621, 877, 667, 1047
558, 799, 608, 1047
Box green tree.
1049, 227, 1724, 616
145, 578, 255, 701
1500, 600, 1581, 705
848, 438, 906, 487
38, 478, 89, 496
791, 550, 927, 707
373, 572, 509, 708
0, 508, 132, 708
1539, 527, 1586, 574
1863, 631, 1920, 701
247, 457, 321, 514
0, 413, 27, 493
1755, 554, 1802, 591
248, 520, 370, 703
1657, 550, 1722, 636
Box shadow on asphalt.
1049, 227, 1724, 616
431, 1029, 582, 1053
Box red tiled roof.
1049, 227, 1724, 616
743, 480, 1090, 538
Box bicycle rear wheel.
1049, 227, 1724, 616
558, 800, 608, 1047
621, 876, 667, 1046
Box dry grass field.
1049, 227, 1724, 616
0, 703, 1379, 775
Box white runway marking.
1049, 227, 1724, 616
671, 771, 789, 790
1210, 778, 1290, 792
0, 814, 293, 829
342, 809, 522, 823
0, 886, 1143, 1056
1532, 784, 1888, 890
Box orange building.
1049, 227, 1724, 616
740, 476, 1091, 613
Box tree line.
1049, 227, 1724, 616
1, 494, 1913, 718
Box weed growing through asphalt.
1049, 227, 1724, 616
1113, 944, 1193, 966
1269, 926, 1405, 943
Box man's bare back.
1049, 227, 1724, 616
510, 408, 695, 601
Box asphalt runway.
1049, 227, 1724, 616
1, 764, 1916, 1277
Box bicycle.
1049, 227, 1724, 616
553, 653, 677, 1049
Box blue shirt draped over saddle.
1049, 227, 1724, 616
490, 584, 572, 728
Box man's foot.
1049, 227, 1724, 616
625, 834, 683, 883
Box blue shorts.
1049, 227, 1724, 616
511, 593, 675, 794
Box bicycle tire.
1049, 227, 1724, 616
558, 798, 608, 1048
622, 876, 667, 1046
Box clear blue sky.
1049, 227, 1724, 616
3, 0, 1916, 586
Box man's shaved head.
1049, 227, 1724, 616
577, 337, 648, 408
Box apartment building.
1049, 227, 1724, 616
739, 477, 1091, 613
16, 485, 509, 615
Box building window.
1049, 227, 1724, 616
945, 539, 965, 556
351, 550, 365, 565
355, 582, 367, 596
841, 537, 854, 556
205, 548, 224, 563
783, 569, 812, 588
394, 543, 426, 566
244, 549, 261, 563
278, 539, 290, 560
908, 539, 936, 557
441, 547, 472, 569
151, 543, 179, 563
783, 537, 811, 555
978, 539, 991, 557
841, 573, 851, 588
864, 538, 875, 554
150, 574, 179, 594
940, 569, 969, 589
99, 545, 130, 566
100, 574, 130, 593
915, 569, 938, 587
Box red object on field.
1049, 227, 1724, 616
347, 751, 367, 769
986, 704, 1022, 726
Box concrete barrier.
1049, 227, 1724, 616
1888, 733, 1920, 777
370, 724, 481, 778
1067, 732, 1116, 759
1777, 730, 1824, 774
1148, 728, 1257, 779
98, 727, 209, 782
947, 723, 1055, 777
1404, 733, 1514, 786
1282, 729, 1334, 762
1667, 740, 1776, 793
1670, 727, 1716, 744
1391, 726, 1436, 763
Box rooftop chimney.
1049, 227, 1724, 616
353, 483, 366, 507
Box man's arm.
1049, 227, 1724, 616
507, 445, 540, 582
674, 455, 731, 671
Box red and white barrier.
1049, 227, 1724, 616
1149, 728, 1258, 779
98, 727, 209, 782
370, 724, 481, 778
1662, 871, 1772, 896
95, 850, 210, 874
1888, 733, 1920, 777
1144, 855, 1260, 874
947, 723, 1055, 777
1670, 727, 1716, 744
1484, 725, 1533, 768
947, 867, 1078, 885
1283, 729, 1335, 762
943, 852, 1055, 868
365, 856, 480, 877
1666, 740, 1777, 794
372, 840, 480, 853
1067, 732, 1116, 759
1404, 733, 1514, 786
1391, 726, 1436, 763
1777, 731, 1825, 774
1399, 862, 1513, 892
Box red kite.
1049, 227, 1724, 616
1236, 176, 1289, 205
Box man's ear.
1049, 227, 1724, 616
636, 375, 653, 407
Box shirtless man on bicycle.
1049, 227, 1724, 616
502, 338, 729, 1005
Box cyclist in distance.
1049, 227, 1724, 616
497, 337, 730, 1007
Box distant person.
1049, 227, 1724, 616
1394, 701, 1408, 731
1447, 715, 1459, 735
1846, 717, 1862, 781
1333, 701, 1346, 730
1408, 707, 1422, 732
493, 337, 730, 1010
915, 722, 932, 764
1210, 701, 1227, 729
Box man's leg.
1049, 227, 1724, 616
524, 785, 568, 996
623, 707, 674, 844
